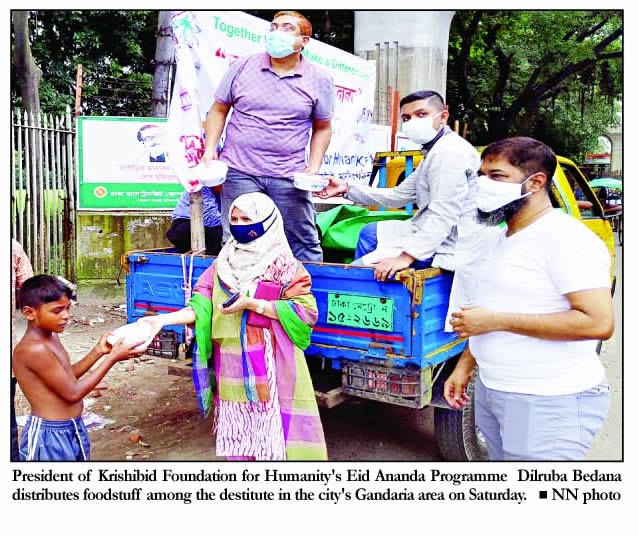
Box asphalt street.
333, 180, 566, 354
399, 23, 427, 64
588, 233, 622, 460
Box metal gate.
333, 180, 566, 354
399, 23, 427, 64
11, 106, 77, 282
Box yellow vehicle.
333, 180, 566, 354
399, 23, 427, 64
378, 151, 616, 272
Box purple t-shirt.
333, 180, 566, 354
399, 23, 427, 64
215, 52, 334, 178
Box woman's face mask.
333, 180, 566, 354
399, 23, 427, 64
401, 111, 443, 145
229, 208, 277, 244
265, 30, 302, 59
476, 174, 533, 213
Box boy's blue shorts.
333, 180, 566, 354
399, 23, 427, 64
19, 415, 90, 461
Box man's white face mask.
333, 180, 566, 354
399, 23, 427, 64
402, 111, 443, 145
476, 174, 533, 213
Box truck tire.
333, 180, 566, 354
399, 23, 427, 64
434, 377, 488, 461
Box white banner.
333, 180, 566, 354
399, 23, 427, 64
166, 10, 377, 192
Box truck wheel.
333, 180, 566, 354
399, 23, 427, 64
434, 378, 488, 461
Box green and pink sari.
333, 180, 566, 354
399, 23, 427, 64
189, 260, 327, 460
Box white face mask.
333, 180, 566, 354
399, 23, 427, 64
476, 174, 533, 213
401, 111, 443, 144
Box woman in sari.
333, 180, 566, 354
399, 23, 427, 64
140, 192, 327, 460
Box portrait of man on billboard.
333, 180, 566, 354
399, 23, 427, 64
137, 124, 166, 163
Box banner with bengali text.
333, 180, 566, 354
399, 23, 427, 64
166, 10, 378, 192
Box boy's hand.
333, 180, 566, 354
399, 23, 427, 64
109, 339, 145, 362
94, 333, 113, 357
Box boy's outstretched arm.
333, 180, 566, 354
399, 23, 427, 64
18, 339, 142, 403
72, 333, 112, 378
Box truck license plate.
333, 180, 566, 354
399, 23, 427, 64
326, 293, 394, 332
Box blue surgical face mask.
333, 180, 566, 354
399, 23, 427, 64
229, 208, 277, 244
265, 30, 301, 59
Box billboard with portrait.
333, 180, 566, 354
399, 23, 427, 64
77, 116, 181, 210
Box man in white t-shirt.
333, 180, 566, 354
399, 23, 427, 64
444, 137, 614, 461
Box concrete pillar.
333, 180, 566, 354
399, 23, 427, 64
354, 11, 455, 125
608, 130, 622, 176
607, 106, 622, 176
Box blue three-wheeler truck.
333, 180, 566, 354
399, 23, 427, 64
122, 151, 485, 461
122, 150, 615, 461
122, 249, 480, 460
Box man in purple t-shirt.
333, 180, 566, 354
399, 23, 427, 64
201, 10, 334, 262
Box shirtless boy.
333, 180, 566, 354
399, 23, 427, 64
13, 275, 144, 461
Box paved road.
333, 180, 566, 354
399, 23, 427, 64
322, 234, 623, 462
588, 233, 622, 460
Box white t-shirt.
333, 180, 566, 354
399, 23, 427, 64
469, 210, 611, 395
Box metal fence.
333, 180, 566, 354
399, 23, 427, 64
11, 106, 77, 282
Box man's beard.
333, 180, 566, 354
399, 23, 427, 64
475, 195, 529, 226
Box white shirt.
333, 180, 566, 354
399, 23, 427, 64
469, 210, 611, 396
345, 129, 491, 328
346, 129, 480, 269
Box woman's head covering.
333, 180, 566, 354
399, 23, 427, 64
215, 193, 298, 292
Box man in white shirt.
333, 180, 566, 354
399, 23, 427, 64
444, 137, 614, 460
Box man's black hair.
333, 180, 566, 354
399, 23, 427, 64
19, 275, 73, 309
399, 90, 445, 112
481, 137, 557, 192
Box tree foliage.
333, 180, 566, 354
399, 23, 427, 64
12, 9, 621, 161
11, 10, 158, 116
447, 10, 622, 159
247, 10, 354, 52
12, 10, 355, 117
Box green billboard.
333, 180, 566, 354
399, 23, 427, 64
77, 116, 184, 210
